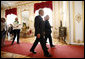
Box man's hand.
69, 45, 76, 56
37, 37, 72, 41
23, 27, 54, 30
37, 34, 40, 38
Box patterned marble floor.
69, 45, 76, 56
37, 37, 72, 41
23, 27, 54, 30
1, 37, 66, 58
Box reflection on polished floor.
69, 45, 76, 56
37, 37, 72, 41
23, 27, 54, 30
1, 37, 66, 58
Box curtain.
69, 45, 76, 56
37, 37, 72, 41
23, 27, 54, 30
34, 1, 53, 13
5, 8, 17, 17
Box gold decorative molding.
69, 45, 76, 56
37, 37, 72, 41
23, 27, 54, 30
16, 1, 43, 7
73, 1, 84, 43
73, 1, 76, 42
2, 1, 43, 10
66, 1, 70, 44
61, 1, 63, 22
82, 1, 84, 43
58, 1, 60, 22
75, 13, 81, 23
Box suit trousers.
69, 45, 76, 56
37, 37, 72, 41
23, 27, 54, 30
45, 34, 53, 47
30, 36, 49, 55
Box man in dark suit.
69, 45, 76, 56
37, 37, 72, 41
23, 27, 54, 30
44, 15, 55, 48
30, 10, 51, 57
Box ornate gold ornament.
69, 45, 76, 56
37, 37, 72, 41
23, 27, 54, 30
75, 13, 81, 23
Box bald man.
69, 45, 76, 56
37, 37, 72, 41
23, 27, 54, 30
44, 15, 55, 48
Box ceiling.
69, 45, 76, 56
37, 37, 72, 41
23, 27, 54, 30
1, 1, 42, 9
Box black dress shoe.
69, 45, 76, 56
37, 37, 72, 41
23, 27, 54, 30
44, 54, 52, 57
17, 42, 20, 44
11, 43, 13, 45
51, 45, 55, 48
30, 50, 36, 54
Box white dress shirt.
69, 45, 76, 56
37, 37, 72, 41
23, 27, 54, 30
13, 21, 21, 30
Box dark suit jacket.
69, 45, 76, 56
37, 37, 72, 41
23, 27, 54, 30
34, 15, 45, 36
45, 20, 52, 35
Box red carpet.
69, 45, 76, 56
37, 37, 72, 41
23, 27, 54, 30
1, 41, 84, 58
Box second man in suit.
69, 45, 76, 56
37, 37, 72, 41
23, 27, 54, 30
44, 15, 55, 48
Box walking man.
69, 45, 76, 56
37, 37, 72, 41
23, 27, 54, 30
30, 10, 51, 57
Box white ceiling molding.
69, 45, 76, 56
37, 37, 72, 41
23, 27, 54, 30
1, 1, 45, 9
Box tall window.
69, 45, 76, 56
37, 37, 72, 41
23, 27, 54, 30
6, 14, 17, 25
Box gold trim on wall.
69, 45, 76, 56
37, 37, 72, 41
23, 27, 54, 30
66, 1, 70, 44
82, 1, 84, 43
61, 1, 63, 22
17, 1, 42, 7
73, 1, 84, 43
58, 1, 60, 22
73, 1, 76, 42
